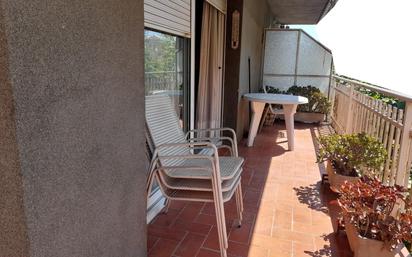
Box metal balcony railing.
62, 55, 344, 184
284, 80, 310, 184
145, 71, 183, 94
330, 75, 412, 188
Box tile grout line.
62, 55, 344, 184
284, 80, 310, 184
170, 231, 188, 257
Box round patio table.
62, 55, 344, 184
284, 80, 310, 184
243, 93, 308, 150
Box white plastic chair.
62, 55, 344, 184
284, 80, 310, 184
145, 95, 244, 257
259, 85, 285, 132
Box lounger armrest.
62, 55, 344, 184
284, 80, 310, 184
185, 128, 238, 156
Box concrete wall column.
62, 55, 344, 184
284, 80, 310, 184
0, 1, 146, 256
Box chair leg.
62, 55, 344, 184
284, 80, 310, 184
213, 198, 228, 257
272, 114, 277, 126
235, 182, 244, 227
163, 199, 171, 214
258, 104, 269, 133
211, 176, 228, 256
236, 182, 243, 227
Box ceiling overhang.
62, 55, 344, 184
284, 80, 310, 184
267, 0, 338, 24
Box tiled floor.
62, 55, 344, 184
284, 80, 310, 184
148, 122, 353, 257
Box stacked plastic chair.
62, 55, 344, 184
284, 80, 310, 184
145, 95, 244, 257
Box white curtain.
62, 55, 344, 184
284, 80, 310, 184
197, 2, 225, 131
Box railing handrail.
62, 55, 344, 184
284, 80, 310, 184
333, 75, 412, 102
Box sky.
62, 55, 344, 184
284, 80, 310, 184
291, 0, 412, 95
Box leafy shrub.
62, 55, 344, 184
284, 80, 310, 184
263, 87, 284, 94
317, 133, 387, 177
287, 85, 331, 114
339, 176, 412, 250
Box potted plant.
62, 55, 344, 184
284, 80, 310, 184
338, 176, 412, 257
317, 133, 387, 192
287, 85, 331, 123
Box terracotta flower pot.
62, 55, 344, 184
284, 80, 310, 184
326, 160, 360, 193
344, 219, 359, 251
294, 112, 325, 123
345, 222, 411, 257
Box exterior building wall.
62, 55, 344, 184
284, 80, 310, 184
0, 1, 147, 256
237, 0, 272, 138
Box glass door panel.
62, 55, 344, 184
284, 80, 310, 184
144, 29, 190, 221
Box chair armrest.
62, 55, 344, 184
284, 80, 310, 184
148, 142, 222, 184
150, 141, 218, 159
187, 136, 236, 156
185, 128, 238, 156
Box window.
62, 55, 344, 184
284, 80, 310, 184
144, 29, 190, 130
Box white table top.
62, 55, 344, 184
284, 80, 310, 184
243, 93, 308, 105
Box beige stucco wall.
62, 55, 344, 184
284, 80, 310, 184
236, 0, 272, 138
0, 1, 147, 256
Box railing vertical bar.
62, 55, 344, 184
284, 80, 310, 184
384, 106, 397, 185
378, 102, 386, 143
405, 139, 412, 188
358, 93, 364, 133
353, 92, 358, 133
396, 102, 412, 186
390, 109, 403, 186
365, 97, 372, 134
371, 99, 378, 137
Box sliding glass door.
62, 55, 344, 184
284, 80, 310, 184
145, 29, 190, 221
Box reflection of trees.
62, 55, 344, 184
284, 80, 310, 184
144, 31, 177, 73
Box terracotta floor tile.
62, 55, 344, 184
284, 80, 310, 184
177, 202, 204, 222
196, 248, 222, 257
229, 222, 253, 244
171, 219, 212, 235
292, 241, 315, 257
149, 239, 179, 257
152, 209, 180, 228
148, 225, 187, 242
246, 246, 269, 257
195, 213, 218, 226
254, 215, 274, 236
272, 209, 292, 230
227, 241, 250, 257
148, 235, 159, 252
271, 227, 315, 245
174, 233, 206, 257
169, 201, 187, 211
202, 226, 221, 251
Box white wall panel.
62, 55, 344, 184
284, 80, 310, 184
263, 31, 298, 75
297, 32, 332, 76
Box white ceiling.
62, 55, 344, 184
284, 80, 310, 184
266, 0, 337, 24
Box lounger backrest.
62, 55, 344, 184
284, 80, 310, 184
145, 95, 190, 158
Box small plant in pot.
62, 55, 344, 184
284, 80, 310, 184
338, 176, 412, 257
317, 133, 387, 192
287, 85, 331, 123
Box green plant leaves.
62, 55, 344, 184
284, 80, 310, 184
317, 133, 387, 176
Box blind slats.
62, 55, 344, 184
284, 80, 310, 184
144, 0, 191, 38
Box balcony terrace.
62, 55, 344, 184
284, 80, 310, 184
148, 122, 352, 257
